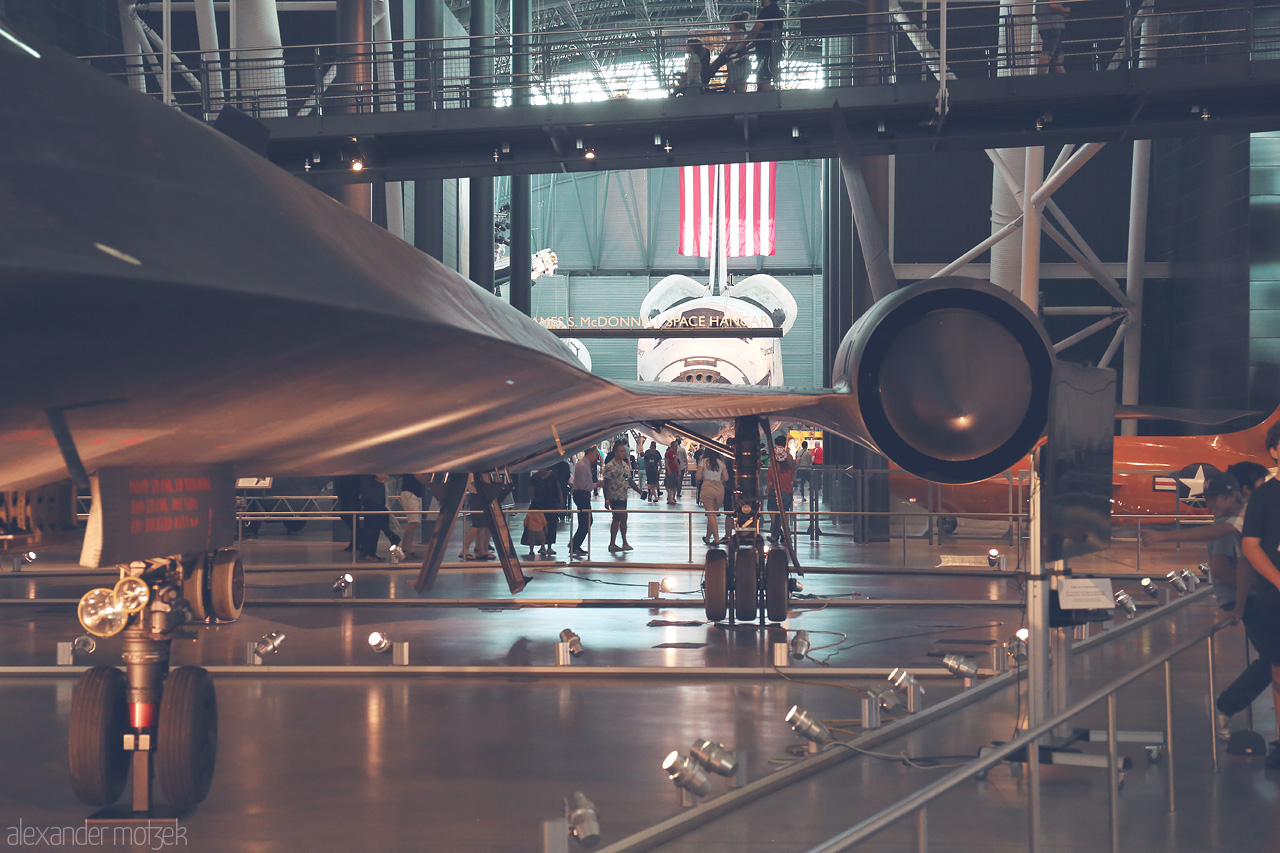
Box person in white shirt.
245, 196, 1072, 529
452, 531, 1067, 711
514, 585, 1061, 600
697, 453, 729, 544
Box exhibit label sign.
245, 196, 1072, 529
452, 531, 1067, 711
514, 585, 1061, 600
80, 466, 236, 567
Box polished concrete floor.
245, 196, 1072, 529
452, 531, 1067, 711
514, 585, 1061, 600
2, 493, 1278, 851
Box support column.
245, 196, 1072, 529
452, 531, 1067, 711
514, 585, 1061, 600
413, 0, 445, 259
823, 160, 860, 489
989, 0, 1036, 293
509, 0, 532, 314
468, 0, 496, 291
1020, 145, 1044, 312
1120, 145, 1150, 436
335, 0, 373, 218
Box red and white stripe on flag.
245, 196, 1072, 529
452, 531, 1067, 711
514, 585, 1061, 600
678, 162, 776, 257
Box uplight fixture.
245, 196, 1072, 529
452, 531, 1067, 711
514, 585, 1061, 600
784, 705, 830, 744
690, 739, 737, 777
662, 750, 713, 797
564, 791, 600, 846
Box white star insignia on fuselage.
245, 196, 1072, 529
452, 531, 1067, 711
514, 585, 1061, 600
1179, 464, 1208, 500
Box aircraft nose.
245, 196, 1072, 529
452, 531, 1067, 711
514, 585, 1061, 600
877, 308, 1032, 462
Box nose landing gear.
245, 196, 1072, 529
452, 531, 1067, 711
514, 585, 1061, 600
69, 549, 237, 820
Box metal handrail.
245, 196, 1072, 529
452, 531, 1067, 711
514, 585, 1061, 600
79, 0, 1278, 121
804, 611, 1231, 852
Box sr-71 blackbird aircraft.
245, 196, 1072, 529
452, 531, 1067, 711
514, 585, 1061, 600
0, 24, 1055, 819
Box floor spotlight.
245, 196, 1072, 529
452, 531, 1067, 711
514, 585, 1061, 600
1115, 590, 1137, 615
1196, 562, 1211, 580
58, 634, 98, 665
1180, 567, 1200, 591
1167, 570, 1188, 594
660, 577, 677, 593
333, 573, 354, 596
369, 631, 392, 653
1006, 633, 1028, 665
662, 750, 713, 797
11, 550, 36, 572
943, 653, 979, 679
888, 668, 925, 712
564, 792, 600, 847
789, 630, 811, 660
785, 705, 830, 744
560, 629, 584, 656
1140, 577, 1159, 599
987, 548, 1006, 569
247, 630, 286, 664
690, 739, 737, 777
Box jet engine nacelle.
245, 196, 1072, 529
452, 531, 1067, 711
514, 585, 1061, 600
830, 276, 1054, 485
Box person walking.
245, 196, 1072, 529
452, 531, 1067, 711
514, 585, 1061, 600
524, 468, 564, 558
796, 440, 812, 501
570, 447, 603, 558
697, 452, 729, 544
664, 442, 681, 505
1238, 422, 1280, 768
358, 474, 402, 562
395, 473, 426, 559
1035, 0, 1069, 74
766, 434, 795, 543
603, 440, 644, 554
675, 439, 690, 499
749, 0, 784, 91
643, 440, 663, 502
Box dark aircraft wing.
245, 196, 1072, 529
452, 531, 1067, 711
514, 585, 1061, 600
0, 25, 1054, 492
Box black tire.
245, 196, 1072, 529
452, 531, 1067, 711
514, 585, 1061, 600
938, 515, 958, 535
765, 548, 790, 623
704, 549, 728, 623
156, 666, 218, 807
210, 550, 244, 622
182, 559, 208, 621
69, 666, 131, 806
734, 549, 758, 621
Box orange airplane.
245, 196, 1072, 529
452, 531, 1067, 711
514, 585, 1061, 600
895, 404, 1279, 526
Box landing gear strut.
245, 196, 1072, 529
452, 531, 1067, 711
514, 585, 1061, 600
702, 416, 794, 625
69, 550, 235, 819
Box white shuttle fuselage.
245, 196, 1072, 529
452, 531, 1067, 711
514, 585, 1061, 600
637, 273, 798, 387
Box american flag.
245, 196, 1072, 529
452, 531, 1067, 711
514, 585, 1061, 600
678, 162, 776, 257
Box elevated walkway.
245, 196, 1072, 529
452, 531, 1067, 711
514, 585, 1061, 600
79, 0, 1280, 181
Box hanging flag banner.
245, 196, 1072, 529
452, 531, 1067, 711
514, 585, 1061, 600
678, 162, 776, 257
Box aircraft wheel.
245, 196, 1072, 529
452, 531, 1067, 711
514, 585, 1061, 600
765, 548, 790, 623
704, 549, 728, 622
938, 515, 958, 535
156, 666, 218, 807
69, 666, 131, 806
182, 557, 208, 622
209, 550, 244, 622
734, 549, 758, 621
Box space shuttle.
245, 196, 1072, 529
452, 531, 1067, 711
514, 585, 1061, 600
638, 273, 798, 387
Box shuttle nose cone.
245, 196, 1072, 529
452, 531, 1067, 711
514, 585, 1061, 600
877, 308, 1031, 461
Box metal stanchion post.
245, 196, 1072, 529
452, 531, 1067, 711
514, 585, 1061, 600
1164, 659, 1176, 813
351, 512, 357, 564
915, 806, 928, 852
1107, 694, 1120, 853
1207, 633, 1219, 772
1027, 730, 1041, 852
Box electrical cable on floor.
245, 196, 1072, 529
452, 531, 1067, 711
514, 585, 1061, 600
769, 665, 870, 695
818, 621, 1007, 664
821, 739, 967, 769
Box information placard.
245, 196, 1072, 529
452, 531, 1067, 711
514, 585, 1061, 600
1057, 578, 1115, 610
80, 466, 236, 567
